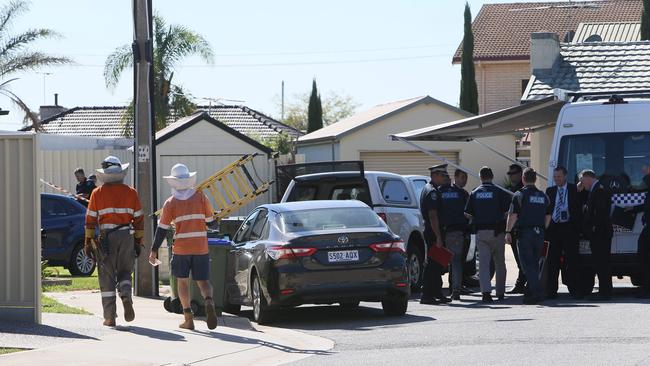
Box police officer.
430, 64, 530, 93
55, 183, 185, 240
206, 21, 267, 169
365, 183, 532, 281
636, 161, 650, 298
505, 168, 551, 305
439, 169, 470, 300
465, 167, 511, 303
506, 164, 527, 294
420, 164, 452, 305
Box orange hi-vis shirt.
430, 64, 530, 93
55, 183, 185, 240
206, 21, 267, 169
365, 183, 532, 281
158, 192, 215, 255
85, 183, 144, 238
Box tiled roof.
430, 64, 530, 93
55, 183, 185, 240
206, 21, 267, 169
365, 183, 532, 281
523, 41, 650, 100
22, 105, 302, 140
573, 21, 640, 43
452, 0, 642, 62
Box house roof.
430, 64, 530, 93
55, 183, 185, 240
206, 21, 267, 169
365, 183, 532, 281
20, 105, 302, 140
452, 0, 642, 63
297, 96, 472, 144
523, 41, 650, 100
155, 111, 272, 154
573, 21, 640, 43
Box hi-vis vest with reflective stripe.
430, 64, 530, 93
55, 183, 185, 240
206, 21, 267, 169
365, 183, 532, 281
85, 183, 144, 232
159, 192, 215, 255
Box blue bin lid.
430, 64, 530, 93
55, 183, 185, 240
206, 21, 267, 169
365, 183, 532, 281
208, 238, 232, 246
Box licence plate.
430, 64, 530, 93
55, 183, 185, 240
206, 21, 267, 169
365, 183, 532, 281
327, 250, 359, 263
579, 241, 591, 255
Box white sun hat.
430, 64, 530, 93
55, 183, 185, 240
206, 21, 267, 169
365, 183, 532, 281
95, 156, 129, 183
163, 163, 197, 190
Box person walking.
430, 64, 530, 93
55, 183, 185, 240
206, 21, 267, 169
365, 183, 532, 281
505, 168, 551, 305
506, 164, 527, 294
439, 169, 470, 301
84, 156, 143, 326
149, 163, 219, 330
465, 167, 511, 303
75, 167, 96, 207
545, 166, 582, 299
579, 169, 614, 301
420, 164, 452, 305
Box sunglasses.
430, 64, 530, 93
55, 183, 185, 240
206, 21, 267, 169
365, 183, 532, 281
101, 161, 121, 169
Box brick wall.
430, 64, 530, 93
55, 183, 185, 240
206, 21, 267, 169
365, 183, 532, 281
475, 61, 531, 113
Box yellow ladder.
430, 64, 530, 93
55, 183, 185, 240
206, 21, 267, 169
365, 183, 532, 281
155, 154, 273, 219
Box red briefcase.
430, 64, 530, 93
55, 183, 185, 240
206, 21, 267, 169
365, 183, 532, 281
427, 245, 453, 267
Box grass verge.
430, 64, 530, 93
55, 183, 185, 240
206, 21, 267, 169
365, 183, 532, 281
42, 267, 99, 292
0, 348, 24, 355
41, 294, 90, 315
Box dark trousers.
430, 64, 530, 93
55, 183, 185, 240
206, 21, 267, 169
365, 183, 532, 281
638, 226, 650, 293
517, 227, 545, 299
590, 231, 613, 296
422, 238, 444, 299
546, 223, 580, 296
510, 241, 527, 286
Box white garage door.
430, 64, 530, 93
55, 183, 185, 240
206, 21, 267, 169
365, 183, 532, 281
360, 151, 459, 176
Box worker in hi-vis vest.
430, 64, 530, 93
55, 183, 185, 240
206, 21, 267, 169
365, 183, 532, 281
85, 156, 144, 327
149, 163, 219, 330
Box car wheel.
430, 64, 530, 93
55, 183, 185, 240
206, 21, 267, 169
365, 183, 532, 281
407, 244, 424, 292
251, 273, 273, 324
381, 295, 408, 316
69, 244, 96, 276
339, 301, 360, 309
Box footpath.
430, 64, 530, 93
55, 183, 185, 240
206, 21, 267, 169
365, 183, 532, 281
0, 290, 334, 366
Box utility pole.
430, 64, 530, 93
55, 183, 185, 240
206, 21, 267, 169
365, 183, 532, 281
133, 0, 157, 297
281, 80, 285, 123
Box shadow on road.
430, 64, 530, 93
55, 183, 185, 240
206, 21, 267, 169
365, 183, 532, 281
0, 321, 99, 340
126, 326, 187, 342
189, 330, 333, 356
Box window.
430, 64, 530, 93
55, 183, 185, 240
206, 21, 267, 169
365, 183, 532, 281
287, 186, 317, 201
233, 210, 259, 243
411, 179, 428, 198
379, 179, 411, 204
329, 185, 371, 205
249, 210, 268, 241
278, 207, 385, 233
41, 197, 73, 217
558, 132, 650, 188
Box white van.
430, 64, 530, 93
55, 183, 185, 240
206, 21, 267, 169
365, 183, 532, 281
548, 95, 649, 286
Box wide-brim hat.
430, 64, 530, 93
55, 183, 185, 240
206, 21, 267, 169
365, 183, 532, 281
163, 163, 197, 190
96, 156, 129, 183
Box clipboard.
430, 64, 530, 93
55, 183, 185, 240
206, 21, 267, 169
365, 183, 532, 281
427, 245, 453, 267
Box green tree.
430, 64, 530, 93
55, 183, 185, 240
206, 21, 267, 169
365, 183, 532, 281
104, 13, 214, 134
459, 2, 478, 115
0, 0, 71, 127
642, 0, 650, 40
279, 91, 359, 131
307, 79, 323, 133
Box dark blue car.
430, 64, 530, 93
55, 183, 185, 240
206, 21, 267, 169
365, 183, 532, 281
41, 193, 96, 276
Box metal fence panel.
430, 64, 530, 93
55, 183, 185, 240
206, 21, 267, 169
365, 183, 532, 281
0, 133, 41, 323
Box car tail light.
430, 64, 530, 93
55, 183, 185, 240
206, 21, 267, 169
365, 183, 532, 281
280, 288, 295, 295
370, 241, 406, 253
267, 246, 316, 260
395, 282, 408, 288
377, 212, 388, 223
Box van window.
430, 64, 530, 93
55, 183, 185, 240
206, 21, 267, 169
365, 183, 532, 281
330, 185, 371, 205
287, 186, 317, 201
379, 179, 411, 204
411, 179, 428, 198
559, 132, 650, 188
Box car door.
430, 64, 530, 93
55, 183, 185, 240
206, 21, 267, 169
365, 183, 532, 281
241, 209, 269, 299
229, 210, 259, 302
41, 196, 78, 259
376, 178, 413, 240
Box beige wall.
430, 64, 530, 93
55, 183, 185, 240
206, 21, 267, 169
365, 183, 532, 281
529, 128, 555, 190
338, 103, 516, 189
0, 133, 41, 323
476, 61, 530, 114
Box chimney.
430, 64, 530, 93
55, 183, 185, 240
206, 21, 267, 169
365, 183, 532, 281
39, 93, 67, 121
530, 32, 560, 75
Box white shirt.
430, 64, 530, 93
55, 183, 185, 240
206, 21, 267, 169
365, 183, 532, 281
553, 183, 569, 223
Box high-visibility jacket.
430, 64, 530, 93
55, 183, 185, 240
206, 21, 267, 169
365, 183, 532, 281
85, 183, 144, 239
158, 192, 214, 255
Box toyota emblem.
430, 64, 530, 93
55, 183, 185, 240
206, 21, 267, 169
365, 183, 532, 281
337, 236, 349, 244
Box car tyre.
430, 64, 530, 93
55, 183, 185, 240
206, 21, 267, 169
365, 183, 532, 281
69, 244, 96, 276
251, 273, 273, 324
382, 295, 408, 316
407, 244, 424, 292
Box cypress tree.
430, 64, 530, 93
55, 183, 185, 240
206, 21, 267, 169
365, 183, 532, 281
642, 0, 650, 40
459, 2, 479, 115
307, 79, 323, 133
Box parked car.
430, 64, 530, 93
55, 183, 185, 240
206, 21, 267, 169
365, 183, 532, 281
223, 200, 409, 324
280, 170, 426, 291
41, 193, 96, 276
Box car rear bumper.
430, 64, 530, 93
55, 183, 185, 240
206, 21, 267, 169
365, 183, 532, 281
578, 253, 640, 276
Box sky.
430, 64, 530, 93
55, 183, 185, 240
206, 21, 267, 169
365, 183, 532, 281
0, 0, 564, 131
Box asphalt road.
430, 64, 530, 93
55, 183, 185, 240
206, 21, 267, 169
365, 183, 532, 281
253, 285, 650, 366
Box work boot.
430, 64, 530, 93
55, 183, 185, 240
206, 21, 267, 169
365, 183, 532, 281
436, 295, 452, 304
204, 297, 218, 330
508, 282, 526, 294
420, 297, 440, 305
103, 318, 116, 327
497, 294, 505, 301
481, 292, 493, 303
122, 297, 135, 322
180, 308, 195, 330
451, 290, 461, 301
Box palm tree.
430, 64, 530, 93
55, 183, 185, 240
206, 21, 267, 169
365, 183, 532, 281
0, 0, 71, 127
104, 14, 214, 134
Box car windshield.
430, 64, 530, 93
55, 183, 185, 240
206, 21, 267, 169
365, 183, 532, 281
278, 207, 385, 233
558, 132, 650, 189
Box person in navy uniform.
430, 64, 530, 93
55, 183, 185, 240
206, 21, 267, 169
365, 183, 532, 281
506, 164, 527, 294
74, 167, 96, 207
578, 169, 614, 301
635, 161, 650, 298
438, 169, 470, 301
545, 166, 583, 299
505, 168, 551, 305
465, 166, 511, 303
420, 164, 452, 305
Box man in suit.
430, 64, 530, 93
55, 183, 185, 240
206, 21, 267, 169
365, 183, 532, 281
579, 169, 614, 301
545, 166, 582, 298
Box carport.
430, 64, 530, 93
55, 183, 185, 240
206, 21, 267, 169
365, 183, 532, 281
390, 96, 565, 192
